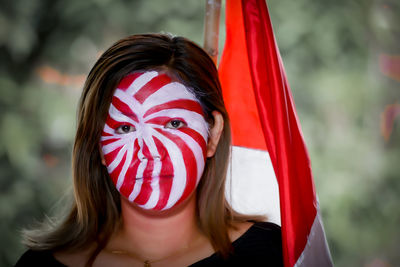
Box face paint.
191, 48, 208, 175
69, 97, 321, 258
100, 71, 209, 211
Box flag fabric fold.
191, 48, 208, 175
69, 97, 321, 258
218, 0, 333, 266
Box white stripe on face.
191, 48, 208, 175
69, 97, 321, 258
141, 82, 198, 111
126, 71, 159, 96
167, 130, 206, 184
107, 146, 127, 174
116, 142, 134, 190
150, 129, 188, 210
101, 71, 209, 211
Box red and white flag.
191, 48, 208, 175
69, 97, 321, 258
218, 0, 333, 266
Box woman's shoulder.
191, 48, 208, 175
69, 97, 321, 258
15, 248, 93, 267
242, 221, 282, 241
232, 221, 282, 258
191, 221, 283, 267
15, 249, 67, 267
233, 221, 282, 250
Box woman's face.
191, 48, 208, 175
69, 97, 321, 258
100, 71, 209, 211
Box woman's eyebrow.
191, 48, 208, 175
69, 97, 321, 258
110, 107, 139, 123
111, 97, 140, 122
121, 111, 139, 117
143, 99, 204, 118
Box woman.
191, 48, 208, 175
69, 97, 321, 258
16, 34, 282, 266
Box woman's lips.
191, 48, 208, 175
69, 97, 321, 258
135, 175, 173, 180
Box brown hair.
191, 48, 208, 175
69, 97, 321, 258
23, 33, 258, 265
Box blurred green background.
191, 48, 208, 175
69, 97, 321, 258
1, 0, 399, 266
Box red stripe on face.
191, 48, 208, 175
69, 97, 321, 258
146, 116, 186, 126
111, 96, 139, 122
101, 137, 120, 146
119, 140, 140, 198
153, 136, 174, 210
157, 129, 198, 207
104, 145, 123, 164
117, 72, 143, 90
134, 182, 152, 206
134, 142, 155, 205
134, 74, 172, 104
178, 128, 207, 158
141, 139, 156, 161
105, 116, 134, 130
143, 99, 204, 118
109, 151, 127, 184
101, 131, 113, 137
141, 142, 155, 178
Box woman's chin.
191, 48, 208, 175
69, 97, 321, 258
120, 191, 197, 217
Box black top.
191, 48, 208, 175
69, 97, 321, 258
15, 222, 283, 267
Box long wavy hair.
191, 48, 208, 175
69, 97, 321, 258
23, 33, 257, 265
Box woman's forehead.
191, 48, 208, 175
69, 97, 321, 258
115, 71, 196, 101
110, 71, 204, 117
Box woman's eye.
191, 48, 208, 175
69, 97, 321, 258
165, 120, 186, 129
116, 125, 135, 134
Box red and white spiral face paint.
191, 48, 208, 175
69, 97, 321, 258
100, 71, 208, 211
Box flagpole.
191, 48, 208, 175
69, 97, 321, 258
203, 0, 221, 65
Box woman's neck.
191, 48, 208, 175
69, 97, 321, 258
107, 193, 207, 261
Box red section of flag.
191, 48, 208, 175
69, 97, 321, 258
219, 0, 323, 266
219, 0, 267, 150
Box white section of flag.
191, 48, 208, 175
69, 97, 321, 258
226, 146, 281, 225
294, 211, 333, 267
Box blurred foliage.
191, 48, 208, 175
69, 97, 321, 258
0, 0, 399, 266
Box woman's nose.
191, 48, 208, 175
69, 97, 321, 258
139, 138, 163, 161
